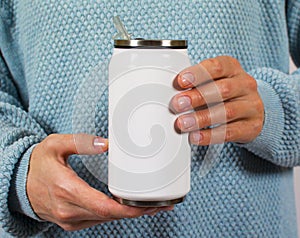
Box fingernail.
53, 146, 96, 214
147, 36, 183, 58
177, 96, 191, 111
191, 132, 202, 143
93, 137, 106, 148
181, 72, 195, 87
178, 116, 196, 130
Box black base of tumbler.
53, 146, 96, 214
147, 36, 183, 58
113, 196, 185, 207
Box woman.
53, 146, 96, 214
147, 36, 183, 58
0, 1, 299, 237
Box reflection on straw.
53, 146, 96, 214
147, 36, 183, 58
113, 16, 131, 40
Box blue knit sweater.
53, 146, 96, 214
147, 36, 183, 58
0, 1, 300, 237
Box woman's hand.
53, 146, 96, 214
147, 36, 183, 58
27, 134, 172, 231
171, 56, 264, 145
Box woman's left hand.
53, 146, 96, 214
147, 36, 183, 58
171, 56, 264, 145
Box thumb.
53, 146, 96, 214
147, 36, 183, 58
54, 134, 108, 156
73, 133, 108, 155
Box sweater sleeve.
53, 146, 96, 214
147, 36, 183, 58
242, 68, 300, 167
240, 0, 300, 167
0, 4, 51, 237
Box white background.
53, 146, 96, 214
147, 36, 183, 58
290, 60, 300, 237
295, 167, 300, 238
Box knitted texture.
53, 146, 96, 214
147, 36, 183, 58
0, 1, 299, 237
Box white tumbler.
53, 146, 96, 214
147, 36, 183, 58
108, 39, 191, 207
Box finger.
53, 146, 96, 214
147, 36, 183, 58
156, 206, 175, 214
36, 166, 150, 223
73, 133, 108, 155
45, 134, 108, 156
58, 219, 115, 231
69, 176, 157, 220
171, 76, 246, 113
176, 100, 258, 133
88, 195, 160, 219
64, 202, 173, 221
160, 205, 174, 211
55, 203, 109, 222
175, 56, 242, 89
64, 210, 170, 231
189, 119, 262, 145
40, 202, 108, 224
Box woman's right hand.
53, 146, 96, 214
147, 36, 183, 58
27, 134, 172, 231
